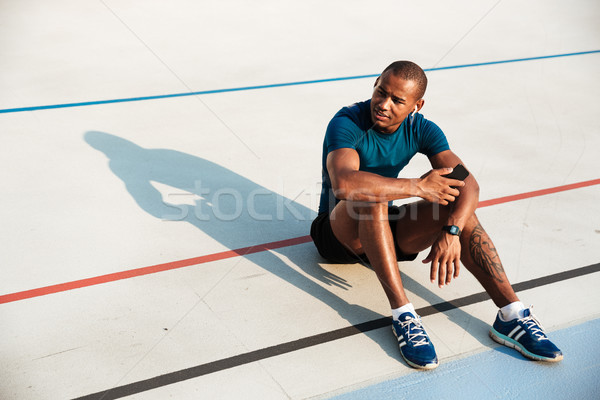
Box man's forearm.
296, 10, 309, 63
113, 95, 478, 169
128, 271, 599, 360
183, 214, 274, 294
446, 175, 479, 229
332, 170, 420, 203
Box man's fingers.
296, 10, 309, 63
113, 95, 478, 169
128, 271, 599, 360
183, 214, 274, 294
444, 255, 462, 285
445, 260, 454, 285
427, 247, 462, 287
445, 194, 456, 203
428, 255, 438, 283
422, 251, 433, 264
424, 251, 436, 283
454, 257, 460, 278
449, 179, 466, 188
436, 167, 453, 176
442, 258, 455, 286
438, 260, 446, 288
448, 187, 461, 197
441, 188, 459, 204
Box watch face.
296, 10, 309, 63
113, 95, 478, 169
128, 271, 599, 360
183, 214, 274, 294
444, 225, 460, 235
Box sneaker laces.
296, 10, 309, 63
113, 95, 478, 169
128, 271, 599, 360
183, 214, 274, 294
518, 307, 548, 341
399, 316, 430, 347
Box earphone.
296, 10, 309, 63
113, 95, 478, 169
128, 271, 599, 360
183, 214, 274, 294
411, 106, 418, 117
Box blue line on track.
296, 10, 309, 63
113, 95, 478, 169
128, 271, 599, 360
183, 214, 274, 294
1, 50, 598, 114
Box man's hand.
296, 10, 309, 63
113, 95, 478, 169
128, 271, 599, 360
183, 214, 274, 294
416, 168, 465, 205
422, 233, 461, 287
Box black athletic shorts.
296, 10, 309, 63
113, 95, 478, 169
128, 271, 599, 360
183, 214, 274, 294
310, 205, 419, 264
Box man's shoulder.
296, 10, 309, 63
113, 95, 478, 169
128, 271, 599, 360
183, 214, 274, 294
331, 100, 371, 130
410, 113, 450, 156
411, 113, 443, 135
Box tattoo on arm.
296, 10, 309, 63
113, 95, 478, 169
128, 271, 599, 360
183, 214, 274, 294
469, 223, 505, 283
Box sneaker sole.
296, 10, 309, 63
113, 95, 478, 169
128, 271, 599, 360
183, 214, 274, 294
489, 328, 563, 362
401, 354, 439, 370
392, 328, 439, 370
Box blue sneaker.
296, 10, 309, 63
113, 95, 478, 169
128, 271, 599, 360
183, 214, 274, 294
489, 306, 563, 362
392, 312, 438, 369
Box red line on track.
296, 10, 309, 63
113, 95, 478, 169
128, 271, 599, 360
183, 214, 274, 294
1, 178, 598, 305
0, 236, 312, 305
478, 178, 600, 207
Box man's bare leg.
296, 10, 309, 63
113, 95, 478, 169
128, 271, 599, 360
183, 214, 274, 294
394, 201, 563, 361
459, 216, 519, 307
330, 199, 440, 369
394, 201, 518, 307
330, 200, 409, 308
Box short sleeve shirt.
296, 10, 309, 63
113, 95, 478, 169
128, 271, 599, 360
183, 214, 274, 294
318, 99, 449, 214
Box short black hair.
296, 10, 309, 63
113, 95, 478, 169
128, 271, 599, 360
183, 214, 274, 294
381, 61, 428, 99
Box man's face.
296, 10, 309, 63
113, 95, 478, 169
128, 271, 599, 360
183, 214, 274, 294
370, 72, 423, 134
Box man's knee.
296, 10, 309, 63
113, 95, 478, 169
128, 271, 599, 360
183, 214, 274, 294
463, 213, 481, 234
332, 200, 389, 221
355, 202, 389, 221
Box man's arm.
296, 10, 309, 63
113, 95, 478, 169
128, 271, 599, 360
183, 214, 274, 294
327, 148, 464, 204
428, 150, 480, 228
423, 149, 480, 287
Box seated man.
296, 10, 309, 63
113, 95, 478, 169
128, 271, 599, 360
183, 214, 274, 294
310, 60, 562, 369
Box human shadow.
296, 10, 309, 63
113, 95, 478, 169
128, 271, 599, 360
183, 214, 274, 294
84, 131, 496, 361
84, 131, 399, 358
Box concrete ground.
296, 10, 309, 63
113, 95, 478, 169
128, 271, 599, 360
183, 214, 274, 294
1, 1, 599, 399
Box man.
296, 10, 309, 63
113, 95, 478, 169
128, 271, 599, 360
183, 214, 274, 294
310, 61, 562, 369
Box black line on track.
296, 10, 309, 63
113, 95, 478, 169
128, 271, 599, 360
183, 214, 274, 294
74, 262, 599, 400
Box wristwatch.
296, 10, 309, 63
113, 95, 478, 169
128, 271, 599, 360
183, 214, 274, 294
442, 225, 461, 236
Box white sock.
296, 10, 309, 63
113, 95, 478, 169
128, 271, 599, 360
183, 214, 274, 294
499, 301, 526, 321
392, 303, 417, 320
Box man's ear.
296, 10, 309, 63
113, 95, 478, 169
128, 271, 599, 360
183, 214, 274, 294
415, 99, 425, 112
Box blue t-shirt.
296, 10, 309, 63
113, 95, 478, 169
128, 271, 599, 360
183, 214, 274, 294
318, 99, 450, 214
